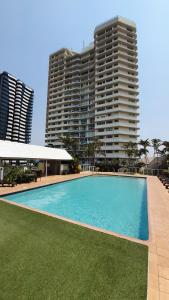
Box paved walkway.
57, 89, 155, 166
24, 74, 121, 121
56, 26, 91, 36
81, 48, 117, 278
147, 176, 169, 300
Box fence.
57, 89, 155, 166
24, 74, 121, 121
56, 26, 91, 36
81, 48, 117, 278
81, 165, 95, 172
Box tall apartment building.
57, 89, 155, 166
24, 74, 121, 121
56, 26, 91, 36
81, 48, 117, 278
0, 71, 34, 143
45, 16, 139, 163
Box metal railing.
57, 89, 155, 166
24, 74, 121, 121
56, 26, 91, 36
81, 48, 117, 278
81, 164, 95, 172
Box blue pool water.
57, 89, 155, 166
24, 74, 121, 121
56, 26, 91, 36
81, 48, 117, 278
3, 176, 148, 240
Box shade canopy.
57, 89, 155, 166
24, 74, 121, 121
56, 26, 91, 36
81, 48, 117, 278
0, 140, 72, 161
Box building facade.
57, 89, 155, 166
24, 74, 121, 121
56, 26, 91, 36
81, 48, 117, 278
0, 71, 34, 143
45, 16, 139, 162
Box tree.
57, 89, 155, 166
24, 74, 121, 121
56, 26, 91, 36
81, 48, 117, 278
111, 158, 120, 172
151, 139, 161, 157
162, 141, 169, 156
84, 137, 104, 166
59, 134, 80, 160
122, 142, 138, 168
161, 141, 169, 168
58, 134, 82, 173
139, 139, 150, 167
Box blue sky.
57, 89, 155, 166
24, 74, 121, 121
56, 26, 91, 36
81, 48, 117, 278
0, 0, 169, 145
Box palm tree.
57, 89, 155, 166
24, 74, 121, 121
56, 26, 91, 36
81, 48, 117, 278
151, 139, 161, 157
59, 134, 80, 160
84, 137, 104, 167
59, 134, 81, 173
162, 141, 169, 163
111, 158, 120, 172
122, 142, 138, 168
162, 141, 169, 154
139, 139, 150, 167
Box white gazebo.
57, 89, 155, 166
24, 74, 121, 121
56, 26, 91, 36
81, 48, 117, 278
0, 140, 73, 176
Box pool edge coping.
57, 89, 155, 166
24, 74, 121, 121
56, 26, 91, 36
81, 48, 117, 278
0, 174, 92, 197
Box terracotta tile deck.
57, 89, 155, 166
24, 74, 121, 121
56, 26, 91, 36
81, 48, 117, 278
0, 173, 169, 299
147, 176, 169, 300
0, 172, 91, 196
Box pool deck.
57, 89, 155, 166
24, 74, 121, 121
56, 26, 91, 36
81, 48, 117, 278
147, 176, 169, 300
0, 172, 169, 299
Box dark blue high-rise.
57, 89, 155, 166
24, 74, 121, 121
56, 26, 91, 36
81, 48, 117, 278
0, 71, 34, 143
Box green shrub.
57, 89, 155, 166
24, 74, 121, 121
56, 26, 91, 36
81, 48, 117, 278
4, 166, 37, 184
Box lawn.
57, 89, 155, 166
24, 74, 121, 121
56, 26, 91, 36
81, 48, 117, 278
0, 200, 148, 300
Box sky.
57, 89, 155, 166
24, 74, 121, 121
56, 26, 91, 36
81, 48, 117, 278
0, 0, 169, 145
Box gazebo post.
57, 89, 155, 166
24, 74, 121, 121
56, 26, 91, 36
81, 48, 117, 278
59, 160, 61, 175
45, 160, 48, 177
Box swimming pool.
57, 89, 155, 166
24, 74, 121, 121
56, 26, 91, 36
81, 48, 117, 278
2, 176, 148, 240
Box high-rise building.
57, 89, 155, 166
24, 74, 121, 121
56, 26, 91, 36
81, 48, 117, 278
0, 71, 34, 143
45, 16, 139, 163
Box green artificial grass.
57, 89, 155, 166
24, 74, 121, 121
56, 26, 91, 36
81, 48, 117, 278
0, 201, 148, 300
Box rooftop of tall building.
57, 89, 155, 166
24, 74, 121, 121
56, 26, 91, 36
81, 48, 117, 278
94, 16, 136, 33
